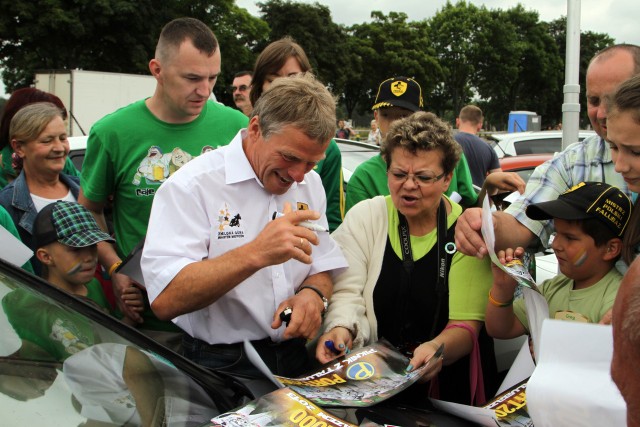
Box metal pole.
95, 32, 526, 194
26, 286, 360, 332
562, 0, 581, 150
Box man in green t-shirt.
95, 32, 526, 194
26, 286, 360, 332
79, 17, 248, 350
345, 76, 477, 213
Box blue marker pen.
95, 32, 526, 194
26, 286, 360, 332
324, 340, 342, 355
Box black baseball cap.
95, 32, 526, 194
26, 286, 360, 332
372, 76, 423, 112
526, 182, 632, 237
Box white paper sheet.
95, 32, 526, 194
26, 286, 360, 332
526, 319, 626, 426
243, 340, 284, 388
0, 225, 33, 267
480, 195, 549, 357
430, 398, 498, 427
496, 340, 535, 395
503, 190, 522, 204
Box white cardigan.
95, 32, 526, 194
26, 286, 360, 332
323, 195, 490, 349
323, 196, 390, 347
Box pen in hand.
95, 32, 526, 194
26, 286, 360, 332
325, 340, 350, 355
272, 211, 329, 233
280, 307, 292, 325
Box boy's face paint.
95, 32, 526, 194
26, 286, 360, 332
66, 262, 84, 275
47, 243, 98, 287
572, 249, 589, 267
551, 219, 609, 286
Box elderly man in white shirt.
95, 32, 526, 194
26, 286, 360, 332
142, 74, 347, 378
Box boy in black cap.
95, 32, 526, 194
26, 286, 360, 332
33, 201, 143, 323
345, 76, 478, 212
486, 182, 632, 338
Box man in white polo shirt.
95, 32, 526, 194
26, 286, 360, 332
141, 74, 347, 378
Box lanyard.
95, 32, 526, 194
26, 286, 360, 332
397, 198, 448, 340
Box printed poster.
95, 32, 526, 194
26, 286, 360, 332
208, 387, 356, 427
271, 340, 431, 407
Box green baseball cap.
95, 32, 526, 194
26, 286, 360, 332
33, 201, 115, 248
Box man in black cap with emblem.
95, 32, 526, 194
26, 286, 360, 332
345, 76, 478, 212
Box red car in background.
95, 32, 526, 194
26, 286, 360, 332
499, 153, 553, 183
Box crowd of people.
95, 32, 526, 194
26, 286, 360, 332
0, 16, 639, 425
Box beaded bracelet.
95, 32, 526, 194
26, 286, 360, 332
488, 290, 514, 307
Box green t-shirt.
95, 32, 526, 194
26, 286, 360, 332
81, 99, 248, 330
314, 139, 344, 232
0, 145, 79, 189
385, 195, 492, 321
0, 204, 34, 273
345, 153, 478, 213
514, 267, 622, 330
2, 288, 97, 362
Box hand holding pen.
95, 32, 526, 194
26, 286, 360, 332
325, 339, 351, 355
315, 327, 354, 364
254, 202, 321, 266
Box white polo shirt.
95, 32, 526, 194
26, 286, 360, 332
142, 130, 347, 344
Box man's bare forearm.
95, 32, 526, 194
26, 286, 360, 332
151, 242, 265, 320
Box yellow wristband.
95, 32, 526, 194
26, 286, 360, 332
108, 261, 123, 277
488, 290, 513, 307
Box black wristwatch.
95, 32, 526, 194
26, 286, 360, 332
296, 285, 328, 314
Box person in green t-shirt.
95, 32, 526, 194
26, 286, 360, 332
487, 182, 631, 339
78, 18, 248, 350
345, 76, 478, 213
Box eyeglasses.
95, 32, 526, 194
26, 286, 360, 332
230, 84, 249, 92
388, 169, 446, 186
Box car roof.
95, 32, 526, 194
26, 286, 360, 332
491, 130, 597, 158
488, 130, 595, 142
67, 135, 88, 150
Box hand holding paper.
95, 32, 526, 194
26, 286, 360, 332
480, 195, 549, 361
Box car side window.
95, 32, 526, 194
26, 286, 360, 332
515, 138, 561, 155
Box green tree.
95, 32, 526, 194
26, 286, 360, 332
547, 17, 614, 128
0, 0, 267, 101
345, 11, 440, 118
0, 0, 171, 91
256, 0, 347, 105
473, 6, 562, 129
427, 1, 490, 118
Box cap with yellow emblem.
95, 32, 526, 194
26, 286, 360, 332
526, 182, 632, 237
372, 76, 424, 112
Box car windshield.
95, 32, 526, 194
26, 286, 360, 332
0, 260, 246, 426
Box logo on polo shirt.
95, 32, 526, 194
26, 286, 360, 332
216, 202, 245, 240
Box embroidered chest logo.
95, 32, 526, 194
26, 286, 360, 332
217, 203, 245, 239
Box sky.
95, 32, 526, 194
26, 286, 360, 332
235, 0, 640, 47
2, 1, 637, 98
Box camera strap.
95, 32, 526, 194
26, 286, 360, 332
397, 198, 449, 341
